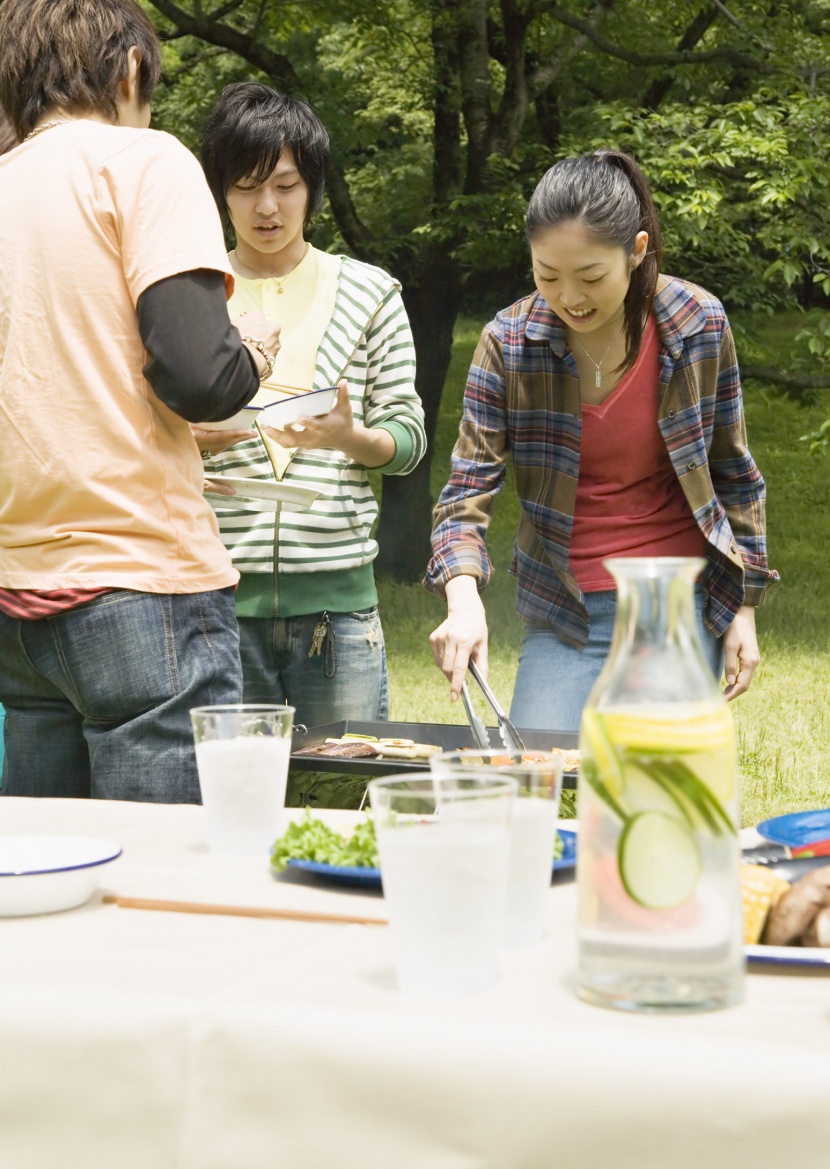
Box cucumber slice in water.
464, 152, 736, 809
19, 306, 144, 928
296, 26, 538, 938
618, 811, 701, 909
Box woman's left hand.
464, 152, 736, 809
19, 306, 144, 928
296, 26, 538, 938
263, 380, 354, 451
722, 604, 760, 700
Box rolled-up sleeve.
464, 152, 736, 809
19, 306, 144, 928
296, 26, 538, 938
424, 326, 511, 596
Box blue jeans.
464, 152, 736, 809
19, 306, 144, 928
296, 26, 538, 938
509, 588, 724, 733
0, 589, 242, 802
238, 607, 389, 728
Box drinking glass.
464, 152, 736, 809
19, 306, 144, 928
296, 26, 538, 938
368, 773, 516, 994
430, 750, 564, 947
190, 704, 294, 857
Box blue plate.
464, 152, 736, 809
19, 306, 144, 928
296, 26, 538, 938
285, 829, 577, 889
286, 859, 382, 889
756, 809, 830, 848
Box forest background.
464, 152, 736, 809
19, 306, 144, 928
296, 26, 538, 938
140, 0, 830, 823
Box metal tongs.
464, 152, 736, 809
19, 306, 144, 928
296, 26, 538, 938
467, 660, 526, 754
460, 682, 491, 750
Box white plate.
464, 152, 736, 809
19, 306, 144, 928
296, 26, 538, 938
0, 835, 122, 916
197, 405, 263, 432
746, 943, 830, 968
258, 386, 337, 429
204, 476, 319, 511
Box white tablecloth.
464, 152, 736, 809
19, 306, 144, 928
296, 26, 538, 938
0, 797, 828, 1169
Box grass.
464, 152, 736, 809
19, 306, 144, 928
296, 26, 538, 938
377, 314, 830, 828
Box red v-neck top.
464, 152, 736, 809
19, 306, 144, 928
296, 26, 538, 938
569, 315, 707, 593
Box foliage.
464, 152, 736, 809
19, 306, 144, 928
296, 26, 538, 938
141, 0, 830, 564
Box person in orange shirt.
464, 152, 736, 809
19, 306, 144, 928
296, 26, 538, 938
0, 0, 280, 801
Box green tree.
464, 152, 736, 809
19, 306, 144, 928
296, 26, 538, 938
144, 0, 830, 576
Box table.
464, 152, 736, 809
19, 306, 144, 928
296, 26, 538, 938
0, 797, 828, 1169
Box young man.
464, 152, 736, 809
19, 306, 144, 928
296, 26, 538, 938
197, 84, 425, 726
0, 0, 280, 801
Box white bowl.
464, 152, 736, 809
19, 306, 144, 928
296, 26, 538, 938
0, 836, 122, 916
258, 386, 337, 429
198, 405, 263, 432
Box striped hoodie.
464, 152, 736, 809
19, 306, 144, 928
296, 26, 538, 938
425, 275, 779, 648
205, 256, 425, 596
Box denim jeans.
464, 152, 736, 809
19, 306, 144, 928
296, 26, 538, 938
509, 588, 724, 733
0, 588, 242, 802
237, 607, 389, 728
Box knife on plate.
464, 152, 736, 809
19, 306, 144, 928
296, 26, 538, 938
467, 661, 525, 754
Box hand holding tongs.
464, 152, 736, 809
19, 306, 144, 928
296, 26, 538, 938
467, 660, 525, 754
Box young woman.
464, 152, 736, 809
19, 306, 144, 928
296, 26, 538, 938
426, 150, 778, 732
197, 83, 426, 727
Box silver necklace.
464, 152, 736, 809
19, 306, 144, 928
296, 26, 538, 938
573, 338, 612, 389
23, 120, 72, 143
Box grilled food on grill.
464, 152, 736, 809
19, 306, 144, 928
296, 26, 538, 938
294, 741, 381, 759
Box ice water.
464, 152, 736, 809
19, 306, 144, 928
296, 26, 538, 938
503, 798, 558, 947
578, 705, 745, 1011
377, 821, 511, 995
195, 736, 291, 857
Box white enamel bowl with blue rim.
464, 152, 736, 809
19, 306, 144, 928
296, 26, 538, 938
0, 836, 122, 916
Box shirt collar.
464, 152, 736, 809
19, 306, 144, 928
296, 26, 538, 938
524, 295, 569, 355
523, 276, 708, 360
652, 275, 709, 358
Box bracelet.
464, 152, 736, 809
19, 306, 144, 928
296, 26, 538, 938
241, 335, 275, 382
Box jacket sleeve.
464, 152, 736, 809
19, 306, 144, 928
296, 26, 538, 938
707, 319, 779, 605
361, 289, 426, 476
423, 325, 510, 596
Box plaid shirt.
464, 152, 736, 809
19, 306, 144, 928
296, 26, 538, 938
424, 276, 779, 648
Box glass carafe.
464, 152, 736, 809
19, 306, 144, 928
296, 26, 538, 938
577, 557, 744, 1013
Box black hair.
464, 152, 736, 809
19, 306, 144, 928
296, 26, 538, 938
200, 82, 329, 230
525, 149, 662, 373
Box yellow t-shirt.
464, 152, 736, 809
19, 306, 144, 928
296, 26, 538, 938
228, 246, 340, 477
0, 121, 238, 592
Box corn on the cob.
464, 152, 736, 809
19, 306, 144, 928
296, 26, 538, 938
741, 864, 791, 944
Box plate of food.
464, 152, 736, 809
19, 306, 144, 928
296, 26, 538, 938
204, 476, 319, 511
271, 813, 577, 890
741, 857, 830, 968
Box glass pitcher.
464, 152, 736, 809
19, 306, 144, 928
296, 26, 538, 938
577, 557, 744, 1013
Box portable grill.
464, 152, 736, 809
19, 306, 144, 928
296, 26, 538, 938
290, 720, 579, 787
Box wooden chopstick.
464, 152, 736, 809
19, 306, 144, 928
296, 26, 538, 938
102, 894, 386, 926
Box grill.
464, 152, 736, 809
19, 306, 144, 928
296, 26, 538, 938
290, 720, 579, 787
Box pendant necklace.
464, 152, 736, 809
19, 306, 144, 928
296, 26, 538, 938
573, 338, 612, 389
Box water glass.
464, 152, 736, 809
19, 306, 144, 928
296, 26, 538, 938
190, 704, 294, 857
430, 750, 564, 947
368, 773, 516, 995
